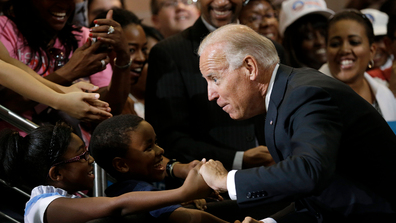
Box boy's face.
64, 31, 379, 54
123, 121, 166, 182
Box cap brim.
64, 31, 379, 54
279, 9, 334, 37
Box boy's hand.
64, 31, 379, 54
173, 160, 200, 179
181, 162, 214, 201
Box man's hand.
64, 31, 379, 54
243, 146, 275, 169
234, 217, 263, 223
199, 159, 228, 193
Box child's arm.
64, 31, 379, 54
168, 207, 229, 223
44, 163, 215, 223
0, 59, 112, 121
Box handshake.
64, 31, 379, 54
182, 158, 265, 223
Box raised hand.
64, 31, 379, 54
243, 145, 275, 169
53, 38, 110, 84
89, 10, 129, 60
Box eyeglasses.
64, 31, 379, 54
160, 0, 196, 9
51, 146, 90, 167
48, 48, 68, 71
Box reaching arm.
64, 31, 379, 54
44, 163, 216, 223
0, 59, 112, 121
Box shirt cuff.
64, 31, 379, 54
260, 218, 277, 223
227, 170, 238, 200
232, 151, 244, 170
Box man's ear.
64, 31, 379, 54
112, 157, 130, 173
243, 55, 259, 81
48, 166, 62, 182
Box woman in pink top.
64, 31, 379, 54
0, 0, 131, 137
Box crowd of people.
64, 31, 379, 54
0, 0, 395, 223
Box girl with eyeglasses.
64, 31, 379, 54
0, 122, 216, 223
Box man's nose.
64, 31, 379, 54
208, 86, 219, 101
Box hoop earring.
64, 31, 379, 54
368, 59, 374, 69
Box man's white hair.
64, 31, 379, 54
198, 24, 279, 70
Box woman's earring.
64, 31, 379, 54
368, 59, 374, 69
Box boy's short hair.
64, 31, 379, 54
90, 114, 144, 178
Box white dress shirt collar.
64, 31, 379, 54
265, 63, 279, 111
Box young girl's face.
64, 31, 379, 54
123, 121, 166, 182
57, 133, 95, 193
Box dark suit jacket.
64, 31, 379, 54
235, 64, 396, 219
146, 18, 287, 169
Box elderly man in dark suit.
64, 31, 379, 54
146, 0, 286, 175
198, 24, 396, 222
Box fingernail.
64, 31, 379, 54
95, 94, 100, 98
89, 28, 93, 32
94, 20, 98, 24
93, 85, 98, 90
89, 33, 93, 37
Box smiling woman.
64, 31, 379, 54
319, 10, 396, 124
93, 8, 149, 116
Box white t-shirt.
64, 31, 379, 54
24, 185, 78, 223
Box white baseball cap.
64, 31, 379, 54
361, 8, 388, 36
278, 0, 334, 37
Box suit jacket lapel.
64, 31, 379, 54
265, 64, 293, 163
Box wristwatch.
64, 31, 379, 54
166, 159, 180, 178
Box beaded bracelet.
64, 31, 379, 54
113, 58, 132, 69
